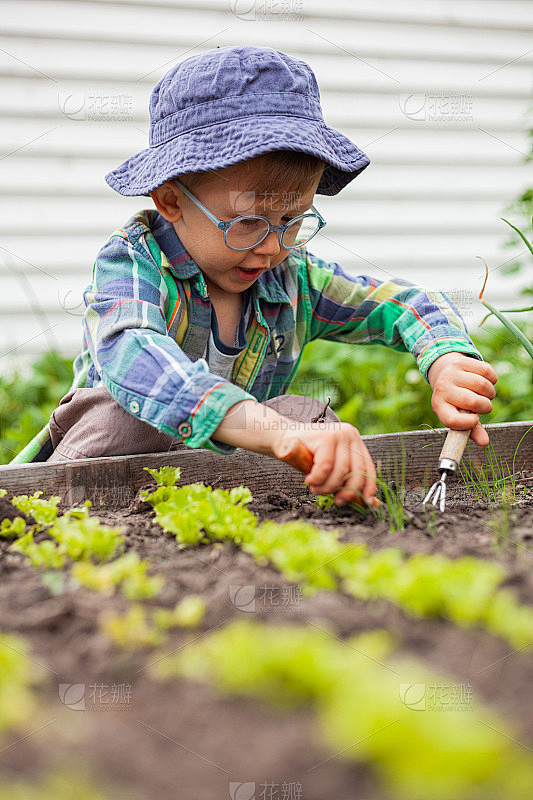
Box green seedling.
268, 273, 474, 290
143, 465, 182, 487
458, 425, 533, 507
48, 515, 124, 563
423, 504, 437, 539
488, 504, 511, 553
152, 596, 206, 630
100, 604, 166, 650
0, 632, 38, 733
11, 491, 61, 526
142, 480, 256, 547
145, 479, 533, 648
102, 595, 206, 650
0, 516, 26, 538
154, 619, 533, 800
13, 536, 67, 570
71, 551, 164, 600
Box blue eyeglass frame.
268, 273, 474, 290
173, 179, 326, 251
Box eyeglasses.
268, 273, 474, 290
173, 179, 326, 251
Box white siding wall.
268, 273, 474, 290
1, 0, 533, 364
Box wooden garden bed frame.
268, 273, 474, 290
1, 421, 532, 509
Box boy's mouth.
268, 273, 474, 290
235, 266, 263, 281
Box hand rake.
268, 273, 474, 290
422, 426, 471, 512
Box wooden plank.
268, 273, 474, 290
1, 420, 532, 508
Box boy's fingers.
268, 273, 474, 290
469, 422, 490, 446
307, 447, 351, 495
341, 442, 377, 504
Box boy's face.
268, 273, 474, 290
150, 159, 322, 297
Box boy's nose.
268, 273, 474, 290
252, 230, 283, 256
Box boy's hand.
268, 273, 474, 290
213, 401, 377, 507
275, 421, 377, 508
427, 354, 498, 446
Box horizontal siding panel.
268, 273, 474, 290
1, 0, 532, 360
1, 43, 531, 97
3, 2, 533, 64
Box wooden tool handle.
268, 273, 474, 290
278, 438, 314, 474
439, 409, 473, 465
439, 427, 471, 464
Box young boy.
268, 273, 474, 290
13, 46, 497, 508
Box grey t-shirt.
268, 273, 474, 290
202, 292, 252, 381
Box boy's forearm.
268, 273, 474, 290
212, 400, 288, 456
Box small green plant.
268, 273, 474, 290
11, 491, 61, 526
71, 552, 164, 600
141, 474, 256, 547
423, 504, 437, 539
152, 595, 206, 630
49, 513, 124, 563
154, 619, 533, 800
488, 504, 511, 553
458, 425, 533, 507
100, 604, 166, 650
0, 516, 26, 538
0, 632, 39, 733
144, 465, 182, 487
101, 595, 206, 650
12, 535, 68, 569
145, 482, 533, 648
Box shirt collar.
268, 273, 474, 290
144, 209, 292, 305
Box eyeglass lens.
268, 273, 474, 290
225, 215, 321, 250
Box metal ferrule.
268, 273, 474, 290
438, 458, 458, 475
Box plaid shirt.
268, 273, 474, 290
12, 209, 481, 463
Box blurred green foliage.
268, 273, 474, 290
0, 351, 72, 464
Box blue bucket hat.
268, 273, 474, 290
105, 45, 370, 197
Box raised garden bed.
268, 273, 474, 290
1, 421, 533, 800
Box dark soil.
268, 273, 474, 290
1, 479, 533, 799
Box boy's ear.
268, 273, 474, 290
149, 182, 183, 222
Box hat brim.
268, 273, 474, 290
105, 116, 370, 197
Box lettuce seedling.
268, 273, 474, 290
142, 481, 256, 547
71, 551, 164, 600
0, 631, 39, 733
152, 595, 206, 630
100, 605, 165, 650
48, 515, 124, 563
0, 516, 26, 539
143, 465, 182, 487
11, 491, 61, 526
153, 619, 533, 800
13, 538, 68, 570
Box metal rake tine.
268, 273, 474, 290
422, 482, 438, 506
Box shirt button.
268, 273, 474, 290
129, 400, 140, 414
177, 421, 192, 438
